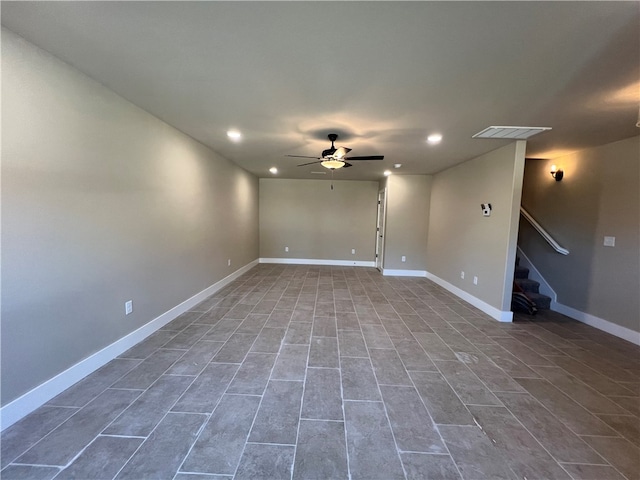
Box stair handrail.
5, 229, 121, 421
520, 207, 569, 255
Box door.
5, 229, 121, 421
375, 189, 386, 271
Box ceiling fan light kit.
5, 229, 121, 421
287, 133, 384, 171
321, 159, 347, 169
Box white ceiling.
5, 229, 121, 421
2, 1, 639, 181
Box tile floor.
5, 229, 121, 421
2, 265, 639, 480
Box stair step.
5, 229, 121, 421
526, 292, 551, 310
514, 265, 529, 279
515, 278, 540, 294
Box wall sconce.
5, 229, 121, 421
550, 165, 564, 181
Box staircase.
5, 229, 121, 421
514, 263, 551, 310
515, 208, 565, 312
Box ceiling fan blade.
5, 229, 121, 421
297, 160, 324, 166
286, 155, 322, 159
342, 162, 353, 168
344, 155, 384, 161
334, 147, 352, 159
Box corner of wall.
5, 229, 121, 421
426, 142, 526, 315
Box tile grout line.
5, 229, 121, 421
12, 375, 151, 474
358, 284, 409, 480
386, 282, 466, 480
6, 265, 639, 480
112, 312, 248, 480
290, 268, 324, 480
16, 290, 245, 477
411, 285, 613, 477
175, 269, 283, 480
337, 275, 353, 480
229, 267, 293, 480
133, 269, 265, 480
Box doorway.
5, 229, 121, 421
375, 189, 387, 271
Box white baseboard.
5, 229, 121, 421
425, 272, 513, 322
0, 259, 259, 432
552, 302, 640, 346
259, 258, 375, 267
382, 269, 428, 277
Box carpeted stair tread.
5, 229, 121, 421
526, 292, 552, 310
514, 265, 529, 279
513, 260, 550, 311
515, 278, 540, 294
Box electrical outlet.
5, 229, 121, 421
401, 256, 406, 262
351, 248, 356, 255
228, 259, 231, 267
125, 300, 133, 315
461, 271, 465, 279
604, 236, 615, 247
473, 276, 478, 285
285, 246, 289, 252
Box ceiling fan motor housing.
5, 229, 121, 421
322, 133, 339, 158
322, 147, 337, 157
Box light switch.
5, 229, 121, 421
603, 236, 616, 247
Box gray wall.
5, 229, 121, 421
259, 178, 378, 262
1, 29, 259, 405
426, 142, 526, 312
519, 136, 640, 332
383, 175, 432, 271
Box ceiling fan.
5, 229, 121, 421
287, 133, 384, 169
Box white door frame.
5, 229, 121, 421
375, 189, 387, 271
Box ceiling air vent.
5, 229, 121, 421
472, 126, 551, 140
310, 171, 327, 175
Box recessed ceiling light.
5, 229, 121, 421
227, 130, 242, 141
269, 167, 278, 174
427, 133, 442, 145
384, 170, 392, 176
394, 163, 402, 169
